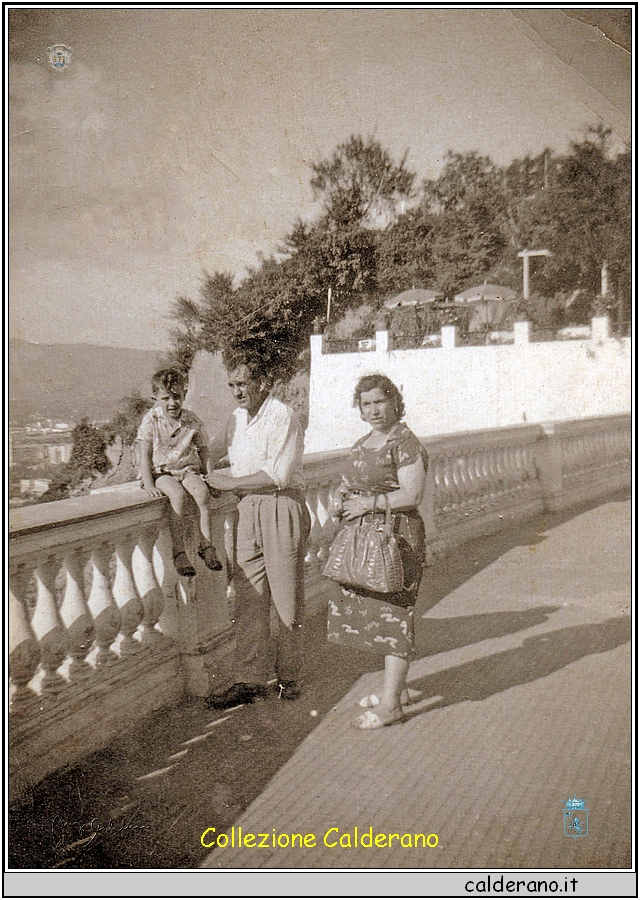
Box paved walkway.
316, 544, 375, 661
9, 496, 630, 870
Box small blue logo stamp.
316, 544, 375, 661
47, 44, 72, 72
563, 796, 588, 838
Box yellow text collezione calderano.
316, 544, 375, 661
200, 826, 439, 850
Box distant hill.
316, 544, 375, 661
9, 340, 165, 425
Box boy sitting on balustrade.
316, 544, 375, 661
137, 367, 222, 577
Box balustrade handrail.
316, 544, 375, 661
8, 486, 236, 542
9, 414, 630, 543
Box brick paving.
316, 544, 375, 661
9, 495, 631, 870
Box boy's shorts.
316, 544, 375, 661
153, 465, 202, 483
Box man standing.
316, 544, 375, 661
204, 358, 309, 708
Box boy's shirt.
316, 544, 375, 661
137, 405, 209, 477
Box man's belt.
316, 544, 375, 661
236, 486, 305, 503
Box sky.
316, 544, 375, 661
8, 7, 631, 350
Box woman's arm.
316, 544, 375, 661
330, 476, 350, 517
341, 458, 426, 520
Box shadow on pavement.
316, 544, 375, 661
418, 488, 630, 617
406, 615, 631, 719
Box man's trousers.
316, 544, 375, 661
232, 493, 310, 685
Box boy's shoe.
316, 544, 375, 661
173, 551, 196, 578
198, 544, 223, 571
205, 682, 267, 709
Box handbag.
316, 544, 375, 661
322, 494, 404, 594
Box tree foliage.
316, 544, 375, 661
169, 127, 630, 377
38, 418, 111, 502
310, 135, 415, 227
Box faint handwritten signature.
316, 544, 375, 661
51, 814, 150, 851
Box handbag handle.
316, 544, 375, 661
375, 493, 393, 527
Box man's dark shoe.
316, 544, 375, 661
198, 543, 224, 572
278, 681, 301, 701
205, 682, 267, 710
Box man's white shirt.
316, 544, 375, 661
227, 395, 305, 490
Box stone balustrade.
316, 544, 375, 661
8, 488, 233, 799
9, 413, 630, 798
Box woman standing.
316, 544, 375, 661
328, 374, 428, 730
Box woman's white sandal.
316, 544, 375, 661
354, 707, 405, 730
357, 693, 380, 709
357, 689, 413, 709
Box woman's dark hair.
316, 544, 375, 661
353, 374, 405, 422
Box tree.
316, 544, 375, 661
308, 136, 416, 311
102, 391, 153, 446
420, 152, 508, 297
377, 207, 436, 297
168, 271, 236, 368
169, 137, 415, 374
38, 418, 110, 502
310, 135, 415, 228
524, 128, 631, 316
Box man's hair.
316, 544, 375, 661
151, 367, 188, 395
353, 373, 405, 421
223, 350, 273, 386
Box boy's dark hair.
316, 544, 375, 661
353, 373, 405, 421
151, 367, 188, 395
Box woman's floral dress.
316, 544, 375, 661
326, 422, 428, 659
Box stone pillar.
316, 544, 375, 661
376, 329, 389, 353
375, 329, 389, 353
441, 325, 457, 349
591, 316, 610, 343
534, 424, 564, 512
310, 333, 323, 360
514, 321, 530, 344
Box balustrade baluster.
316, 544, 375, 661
469, 453, 480, 501
487, 446, 500, 499
314, 484, 333, 564
434, 456, 450, 512
479, 448, 493, 502
504, 444, 519, 492
60, 548, 95, 683
471, 450, 484, 502
31, 554, 68, 698
464, 452, 479, 505
439, 457, 453, 512
497, 445, 509, 495
454, 454, 470, 508
112, 533, 145, 655
132, 527, 165, 645
87, 542, 121, 666
9, 564, 41, 714
514, 445, 525, 484
305, 485, 322, 572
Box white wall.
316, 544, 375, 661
306, 325, 631, 453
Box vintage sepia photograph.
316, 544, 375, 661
7, 5, 633, 895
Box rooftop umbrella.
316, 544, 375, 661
453, 284, 517, 304
453, 284, 517, 332
384, 288, 443, 309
